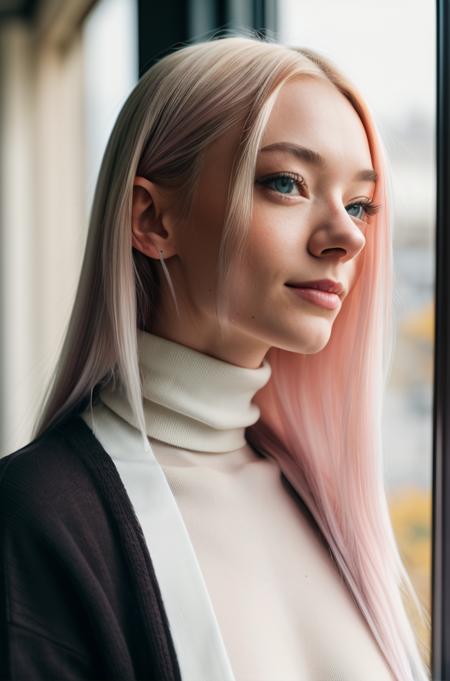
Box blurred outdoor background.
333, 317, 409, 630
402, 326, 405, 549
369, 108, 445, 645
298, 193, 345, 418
0, 0, 434, 669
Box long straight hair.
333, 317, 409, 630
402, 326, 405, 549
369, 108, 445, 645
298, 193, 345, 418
31, 33, 430, 681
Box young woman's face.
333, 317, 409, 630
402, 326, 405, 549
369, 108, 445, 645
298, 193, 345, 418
134, 76, 377, 368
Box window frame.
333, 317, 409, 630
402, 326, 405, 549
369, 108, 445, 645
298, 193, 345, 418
432, 0, 449, 678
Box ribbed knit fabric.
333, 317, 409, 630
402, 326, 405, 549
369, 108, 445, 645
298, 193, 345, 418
95, 330, 395, 681
100, 328, 272, 452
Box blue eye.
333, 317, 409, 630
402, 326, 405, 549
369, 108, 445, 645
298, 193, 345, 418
346, 201, 381, 221
346, 203, 365, 219
257, 171, 305, 197
269, 175, 300, 195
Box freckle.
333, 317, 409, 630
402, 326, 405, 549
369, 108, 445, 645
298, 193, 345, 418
251, 315, 255, 319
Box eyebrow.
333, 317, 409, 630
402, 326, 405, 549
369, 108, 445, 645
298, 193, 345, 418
259, 141, 378, 183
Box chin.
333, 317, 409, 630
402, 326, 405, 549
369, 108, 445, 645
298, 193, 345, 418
277, 328, 332, 355
302, 323, 335, 354
308, 338, 332, 354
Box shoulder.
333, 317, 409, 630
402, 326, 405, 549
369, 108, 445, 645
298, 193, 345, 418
0, 413, 128, 592
0, 414, 105, 524
0, 416, 133, 679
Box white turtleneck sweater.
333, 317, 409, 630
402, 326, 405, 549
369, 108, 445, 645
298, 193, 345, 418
81, 329, 394, 681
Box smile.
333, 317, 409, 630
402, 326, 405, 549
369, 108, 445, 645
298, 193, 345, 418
286, 285, 342, 311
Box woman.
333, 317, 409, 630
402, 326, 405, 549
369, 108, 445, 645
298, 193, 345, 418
0, 34, 429, 681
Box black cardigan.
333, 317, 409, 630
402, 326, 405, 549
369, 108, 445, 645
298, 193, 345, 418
0, 413, 182, 681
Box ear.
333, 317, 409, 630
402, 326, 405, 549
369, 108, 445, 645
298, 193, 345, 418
131, 176, 177, 259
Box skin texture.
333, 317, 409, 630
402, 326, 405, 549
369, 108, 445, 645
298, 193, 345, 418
131, 77, 376, 369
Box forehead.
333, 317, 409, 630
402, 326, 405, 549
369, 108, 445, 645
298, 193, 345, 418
260, 76, 372, 171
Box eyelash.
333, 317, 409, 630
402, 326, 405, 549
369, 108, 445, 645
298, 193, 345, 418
256, 171, 382, 221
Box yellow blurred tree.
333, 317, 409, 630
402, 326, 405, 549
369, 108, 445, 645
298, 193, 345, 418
389, 487, 432, 670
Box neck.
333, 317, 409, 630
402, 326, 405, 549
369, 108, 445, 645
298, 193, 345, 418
99, 329, 272, 453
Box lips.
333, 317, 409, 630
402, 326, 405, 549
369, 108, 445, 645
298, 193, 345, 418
285, 279, 345, 298
287, 285, 342, 310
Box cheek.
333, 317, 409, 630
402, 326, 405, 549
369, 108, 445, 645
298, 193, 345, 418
247, 201, 306, 279
179, 200, 225, 285
348, 249, 365, 290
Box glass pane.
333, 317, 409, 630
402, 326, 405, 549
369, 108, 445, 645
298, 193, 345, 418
278, 0, 435, 667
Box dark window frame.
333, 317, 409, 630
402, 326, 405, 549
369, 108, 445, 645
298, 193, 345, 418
433, 1, 448, 678
137, 0, 278, 75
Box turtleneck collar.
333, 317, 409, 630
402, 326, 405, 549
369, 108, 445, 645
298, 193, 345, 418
99, 329, 272, 453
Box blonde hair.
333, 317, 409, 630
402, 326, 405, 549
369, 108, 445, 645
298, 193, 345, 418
32, 32, 430, 681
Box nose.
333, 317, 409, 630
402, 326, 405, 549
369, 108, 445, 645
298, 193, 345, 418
307, 205, 367, 263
